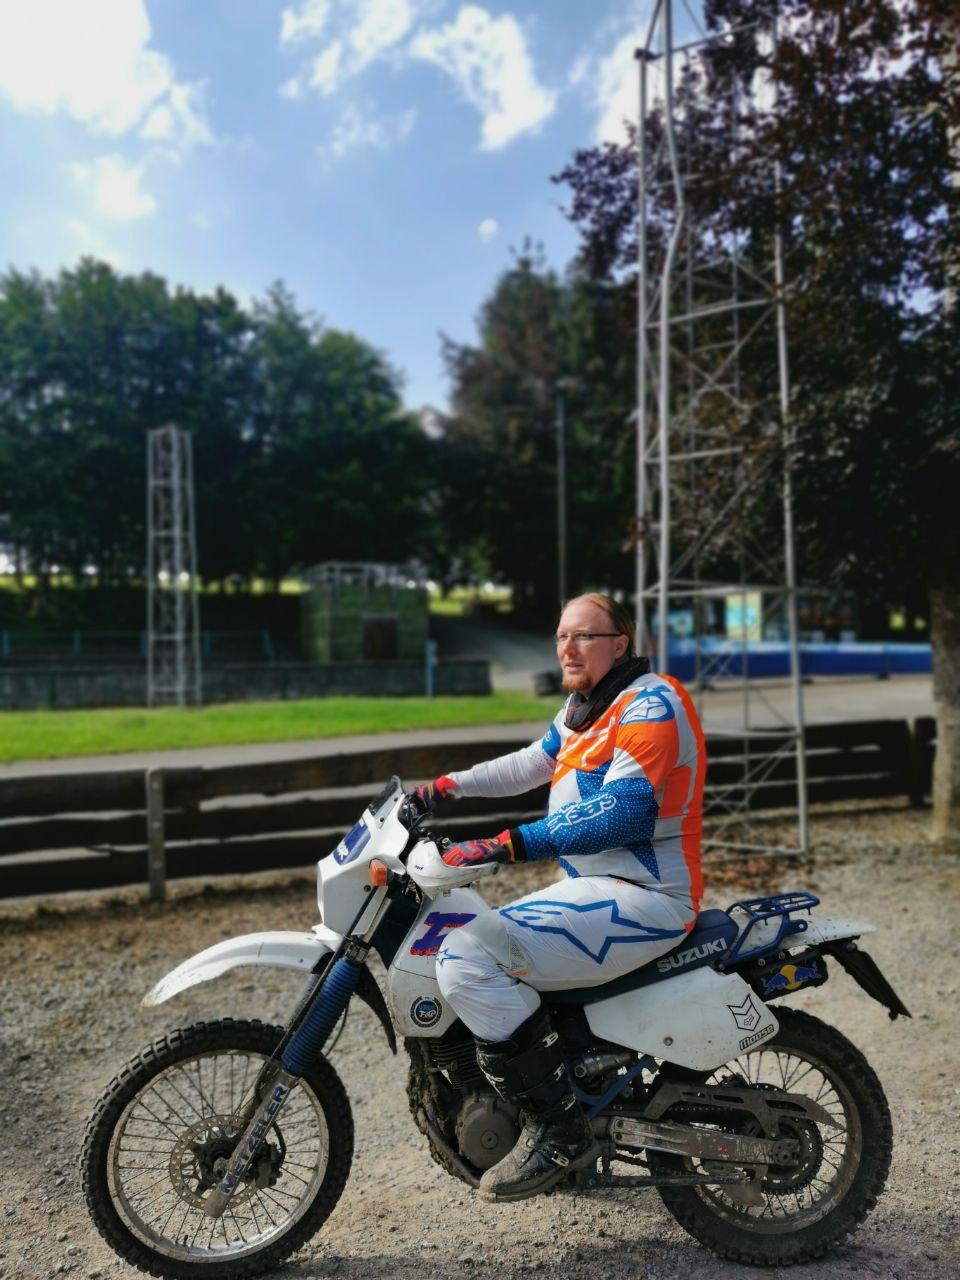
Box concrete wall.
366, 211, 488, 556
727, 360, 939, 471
0, 659, 491, 710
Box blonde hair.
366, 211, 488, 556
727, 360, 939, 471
561, 593, 637, 657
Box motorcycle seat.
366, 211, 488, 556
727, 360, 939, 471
545, 909, 739, 1006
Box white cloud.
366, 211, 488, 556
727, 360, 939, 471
280, 0, 332, 46
570, 3, 666, 146
140, 103, 175, 141
280, 0, 419, 99
349, 0, 416, 65
280, 74, 307, 101
0, 0, 213, 153
311, 41, 345, 95
323, 103, 416, 159
280, 2, 556, 152
71, 154, 156, 221
477, 217, 498, 241
140, 82, 213, 149
409, 5, 556, 149
567, 54, 590, 90
594, 31, 663, 146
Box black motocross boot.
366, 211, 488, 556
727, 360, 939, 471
474, 1008, 600, 1203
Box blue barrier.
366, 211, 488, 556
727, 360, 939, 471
665, 640, 931, 681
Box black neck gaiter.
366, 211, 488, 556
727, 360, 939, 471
563, 655, 651, 732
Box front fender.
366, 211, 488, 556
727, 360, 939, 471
142, 928, 340, 1007
141, 925, 398, 1055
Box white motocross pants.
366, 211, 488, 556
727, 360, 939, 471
435, 876, 695, 1043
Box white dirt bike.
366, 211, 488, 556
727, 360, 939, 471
82, 778, 909, 1277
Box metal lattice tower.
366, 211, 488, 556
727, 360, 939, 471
146, 426, 202, 707
635, 0, 807, 859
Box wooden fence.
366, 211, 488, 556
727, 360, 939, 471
0, 717, 937, 900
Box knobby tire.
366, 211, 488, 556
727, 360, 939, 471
81, 1018, 353, 1280
649, 1008, 893, 1266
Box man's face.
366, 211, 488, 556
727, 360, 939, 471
555, 599, 628, 693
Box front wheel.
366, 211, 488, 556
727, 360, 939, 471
649, 1008, 893, 1266
82, 1018, 353, 1279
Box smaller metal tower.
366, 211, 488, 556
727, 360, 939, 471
146, 426, 202, 706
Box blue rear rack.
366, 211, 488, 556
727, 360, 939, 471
721, 891, 820, 967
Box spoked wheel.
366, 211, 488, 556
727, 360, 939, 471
82, 1019, 353, 1279
649, 1008, 892, 1266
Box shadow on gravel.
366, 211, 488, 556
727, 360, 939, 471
273, 1200, 956, 1280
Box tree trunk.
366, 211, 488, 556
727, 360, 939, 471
930, 582, 960, 846
931, 5, 960, 846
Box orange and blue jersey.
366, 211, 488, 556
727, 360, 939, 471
447, 671, 706, 917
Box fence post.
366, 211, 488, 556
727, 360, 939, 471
909, 717, 937, 807
425, 639, 438, 697
146, 768, 167, 901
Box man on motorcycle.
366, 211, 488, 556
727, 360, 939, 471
414, 592, 706, 1203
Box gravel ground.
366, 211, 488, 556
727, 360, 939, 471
1, 805, 957, 1280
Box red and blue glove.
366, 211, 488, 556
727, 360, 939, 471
441, 829, 525, 867
412, 775, 458, 811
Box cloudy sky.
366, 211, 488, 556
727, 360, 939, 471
0, 0, 687, 409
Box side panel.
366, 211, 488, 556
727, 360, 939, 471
386, 888, 489, 1037
585, 967, 779, 1071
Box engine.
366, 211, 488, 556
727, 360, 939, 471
454, 1091, 522, 1170
422, 1030, 521, 1169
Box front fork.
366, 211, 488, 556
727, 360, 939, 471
203, 887, 392, 1219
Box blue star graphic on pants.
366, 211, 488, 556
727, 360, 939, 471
499, 898, 684, 965
630, 844, 661, 880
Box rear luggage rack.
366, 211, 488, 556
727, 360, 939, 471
721, 892, 820, 967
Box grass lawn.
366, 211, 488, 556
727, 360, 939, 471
0, 693, 555, 764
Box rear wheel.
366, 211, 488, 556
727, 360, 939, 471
649, 1009, 892, 1266
82, 1019, 353, 1279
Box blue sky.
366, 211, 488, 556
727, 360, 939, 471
0, 0, 671, 409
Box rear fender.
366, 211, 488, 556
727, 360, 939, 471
819, 940, 911, 1020
728, 912, 877, 958
730, 914, 911, 1021
798, 914, 877, 946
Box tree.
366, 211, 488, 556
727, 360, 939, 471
0, 260, 260, 588
0, 266, 437, 597
246, 284, 432, 587
555, 0, 960, 837
440, 247, 640, 620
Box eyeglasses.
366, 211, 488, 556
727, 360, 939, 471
555, 631, 623, 647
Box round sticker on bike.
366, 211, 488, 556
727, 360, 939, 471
410, 995, 443, 1028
